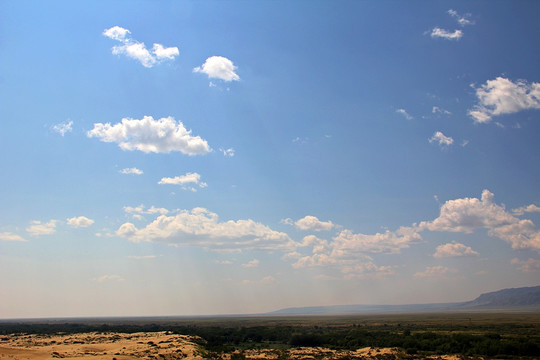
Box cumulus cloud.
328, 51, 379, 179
433, 242, 478, 258
123, 205, 169, 220
0, 232, 27, 242
242, 259, 260, 268
52, 121, 73, 136
103, 26, 178, 68
414, 265, 457, 278
193, 56, 240, 82
294, 216, 335, 232
512, 204, 540, 216
468, 77, 540, 124
396, 108, 413, 120
511, 258, 540, 273
87, 116, 211, 155
120, 167, 143, 175
26, 220, 57, 236
431, 28, 463, 40
419, 190, 540, 251
66, 216, 94, 228
429, 131, 454, 148
91, 274, 125, 283
115, 207, 297, 252
158, 172, 207, 191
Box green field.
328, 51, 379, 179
2, 312, 540, 358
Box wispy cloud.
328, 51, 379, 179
194, 56, 240, 82
448, 9, 474, 26
468, 77, 540, 124
103, 26, 179, 68
511, 258, 540, 273
52, 121, 73, 136
219, 148, 235, 157
431, 28, 463, 40
242, 276, 276, 285
120, 167, 143, 175
242, 259, 260, 268
414, 266, 457, 279
0, 232, 27, 242
87, 116, 211, 155
396, 108, 413, 120
91, 274, 125, 283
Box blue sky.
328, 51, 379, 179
1, 1, 540, 318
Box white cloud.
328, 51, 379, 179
115, 207, 297, 252
396, 108, 413, 120
432, 106, 451, 115
242, 259, 260, 268
91, 274, 125, 283
419, 190, 540, 251
433, 242, 478, 258
215, 260, 233, 265
158, 172, 207, 191
468, 77, 540, 124
448, 9, 474, 26
124, 204, 169, 216
87, 116, 211, 155
431, 28, 463, 40
66, 216, 94, 228
332, 226, 422, 255
511, 258, 540, 273
26, 220, 57, 236
120, 167, 143, 175
103, 26, 178, 68
512, 204, 540, 216
219, 148, 235, 157
52, 121, 73, 136
429, 131, 454, 148
294, 216, 335, 231
0, 232, 27, 242
414, 266, 457, 278
193, 56, 240, 82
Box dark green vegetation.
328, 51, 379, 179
1, 312, 540, 358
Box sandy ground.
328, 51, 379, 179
0, 332, 475, 360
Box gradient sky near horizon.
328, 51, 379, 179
1, 1, 540, 318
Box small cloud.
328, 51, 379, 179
414, 265, 457, 278
215, 260, 233, 265
448, 9, 474, 26
468, 77, 540, 124
242, 276, 276, 285
91, 274, 125, 283
193, 56, 240, 82
461, 139, 469, 147
158, 172, 207, 191
103, 26, 179, 68
219, 148, 235, 157
26, 220, 57, 236
0, 232, 27, 242
123, 204, 169, 217
294, 216, 335, 232
396, 108, 413, 120
432, 106, 452, 115
433, 242, 478, 258
512, 204, 540, 216
120, 167, 143, 175
511, 258, 540, 273
431, 28, 463, 40
52, 121, 73, 136
280, 218, 294, 226
242, 259, 260, 268
66, 216, 94, 228
429, 131, 454, 148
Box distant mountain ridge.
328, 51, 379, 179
267, 286, 540, 315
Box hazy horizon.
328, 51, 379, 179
1, 1, 540, 319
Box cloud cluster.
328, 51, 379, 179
26, 220, 57, 236
52, 121, 73, 136
87, 116, 211, 155
103, 26, 179, 68
158, 172, 207, 191
194, 56, 240, 82
66, 216, 94, 228
120, 167, 143, 175
468, 77, 540, 123
116, 207, 297, 252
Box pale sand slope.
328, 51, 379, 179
0, 332, 204, 360
0, 332, 475, 360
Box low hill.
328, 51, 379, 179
268, 285, 540, 315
